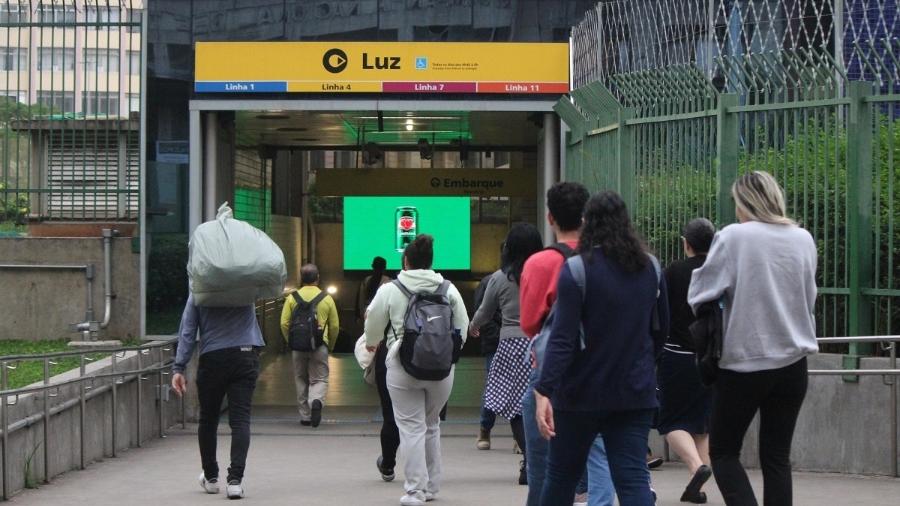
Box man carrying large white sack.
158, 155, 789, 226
171, 203, 287, 500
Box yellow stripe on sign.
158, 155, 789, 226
287, 81, 384, 93
195, 42, 569, 83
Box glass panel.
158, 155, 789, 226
36, 91, 75, 112
127, 50, 140, 74
82, 91, 120, 116
37, 48, 75, 71
86, 6, 121, 30
0, 47, 27, 71
84, 48, 120, 72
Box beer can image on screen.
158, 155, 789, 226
395, 206, 418, 252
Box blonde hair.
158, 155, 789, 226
731, 171, 796, 225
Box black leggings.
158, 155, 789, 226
511, 415, 526, 459
709, 357, 808, 506
375, 343, 400, 469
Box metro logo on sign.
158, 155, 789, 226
195, 42, 569, 95
322, 48, 348, 74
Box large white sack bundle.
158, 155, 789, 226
188, 203, 287, 307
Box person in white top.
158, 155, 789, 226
364, 235, 469, 506
688, 171, 818, 506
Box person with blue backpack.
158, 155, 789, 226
520, 182, 611, 506
535, 191, 669, 506
364, 235, 469, 506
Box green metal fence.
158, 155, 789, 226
558, 66, 898, 344
0, 0, 143, 234
565, 0, 899, 345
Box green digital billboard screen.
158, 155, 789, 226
343, 196, 471, 270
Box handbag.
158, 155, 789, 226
354, 335, 377, 386
689, 299, 725, 386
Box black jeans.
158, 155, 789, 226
197, 347, 260, 483
709, 357, 808, 506
375, 342, 400, 469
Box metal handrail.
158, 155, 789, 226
0, 338, 182, 500
810, 335, 898, 478
0, 339, 175, 363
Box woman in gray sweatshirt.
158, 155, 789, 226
688, 171, 818, 506
470, 222, 544, 486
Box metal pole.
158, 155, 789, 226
189, 109, 203, 234
111, 353, 117, 457
891, 342, 898, 477
2, 361, 9, 500
138, 6, 149, 339
79, 356, 86, 470
42, 359, 50, 483
204, 111, 218, 221
157, 347, 164, 438
136, 351, 142, 447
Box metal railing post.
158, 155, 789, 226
846, 81, 875, 355
891, 342, 898, 477
111, 353, 117, 458
42, 358, 50, 484
157, 346, 165, 438
136, 351, 142, 447
2, 361, 9, 500
79, 355, 86, 470
715, 93, 740, 227
616, 107, 635, 210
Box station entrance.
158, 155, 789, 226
185, 42, 569, 418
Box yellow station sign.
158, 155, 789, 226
195, 42, 569, 94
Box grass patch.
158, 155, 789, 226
0, 339, 139, 389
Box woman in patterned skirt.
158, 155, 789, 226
470, 222, 544, 485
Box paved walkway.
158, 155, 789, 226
7, 417, 900, 505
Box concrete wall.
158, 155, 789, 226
2, 347, 182, 497
0, 236, 140, 341
649, 353, 900, 476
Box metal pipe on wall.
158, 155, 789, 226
100, 229, 119, 329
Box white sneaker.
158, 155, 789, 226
400, 491, 426, 506
425, 491, 436, 502
226, 480, 244, 500
198, 472, 219, 494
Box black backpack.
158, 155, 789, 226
288, 291, 328, 352
393, 280, 461, 381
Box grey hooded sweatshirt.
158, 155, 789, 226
688, 221, 819, 372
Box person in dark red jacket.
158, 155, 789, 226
535, 191, 669, 506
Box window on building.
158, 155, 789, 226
127, 93, 139, 112
84, 48, 119, 72
125, 9, 141, 33
1, 90, 27, 104
0, 3, 23, 24
38, 48, 75, 71
37, 90, 74, 112
38, 4, 76, 24
126, 50, 140, 74
86, 6, 121, 30
0, 47, 27, 71
82, 91, 120, 116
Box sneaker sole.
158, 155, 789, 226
311, 400, 323, 428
